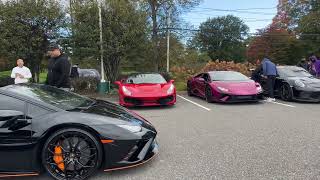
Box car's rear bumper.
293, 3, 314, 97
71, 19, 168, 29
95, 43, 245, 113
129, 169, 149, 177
120, 95, 176, 107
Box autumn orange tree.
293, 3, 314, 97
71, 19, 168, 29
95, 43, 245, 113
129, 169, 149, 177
247, 0, 304, 65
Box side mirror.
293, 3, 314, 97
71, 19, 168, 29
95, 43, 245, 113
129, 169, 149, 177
169, 80, 175, 83
198, 78, 205, 82
114, 81, 121, 86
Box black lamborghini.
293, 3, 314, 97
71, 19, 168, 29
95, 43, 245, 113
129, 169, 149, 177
0, 84, 158, 180
259, 66, 320, 102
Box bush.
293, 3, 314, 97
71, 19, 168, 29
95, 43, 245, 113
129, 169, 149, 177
201, 60, 256, 76
170, 60, 257, 91
71, 77, 99, 94
175, 81, 187, 91
171, 66, 197, 83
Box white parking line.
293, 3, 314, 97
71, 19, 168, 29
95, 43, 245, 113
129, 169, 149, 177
264, 100, 296, 108
177, 95, 211, 111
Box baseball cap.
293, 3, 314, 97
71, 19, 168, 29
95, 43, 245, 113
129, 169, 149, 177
48, 44, 60, 51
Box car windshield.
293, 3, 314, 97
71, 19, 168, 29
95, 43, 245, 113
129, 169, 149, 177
125, 74, 167, 84
4, 84, 94, 110
209, 71, 249, 81
278, 67, 312, 77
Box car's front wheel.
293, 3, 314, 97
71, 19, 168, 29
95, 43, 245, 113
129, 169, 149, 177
187, 83, 193, 96
280, 84, 293, 101
205, 86, 213, 103
42, 128, 103, 180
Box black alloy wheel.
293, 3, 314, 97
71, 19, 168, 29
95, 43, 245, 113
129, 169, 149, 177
187, 83, 193, 96
205, 86, 213, 103
42, 128, 103, 180
280, 84, 293, 101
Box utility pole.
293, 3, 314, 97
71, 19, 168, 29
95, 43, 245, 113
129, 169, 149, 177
166, 6, 171, 73
98, 0, 105, 82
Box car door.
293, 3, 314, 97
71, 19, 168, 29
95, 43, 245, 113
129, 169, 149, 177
198, 73, 210, 96
194, 74, 205, 96
0, 94, 34, 172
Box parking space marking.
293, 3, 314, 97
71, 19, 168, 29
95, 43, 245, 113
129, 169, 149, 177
177, 95, 211, 111
264, 100, 296, 108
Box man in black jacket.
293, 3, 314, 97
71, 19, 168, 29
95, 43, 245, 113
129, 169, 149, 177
46, 44, 71, 89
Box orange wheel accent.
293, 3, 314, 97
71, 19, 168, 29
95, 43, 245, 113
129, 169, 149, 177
53, 146, 65, 171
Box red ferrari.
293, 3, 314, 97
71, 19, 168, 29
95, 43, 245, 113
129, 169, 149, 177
115, 73, 176, 107
187, 71, 263, 103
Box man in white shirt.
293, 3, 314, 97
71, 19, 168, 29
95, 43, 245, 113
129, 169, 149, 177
10, 59, 32, 84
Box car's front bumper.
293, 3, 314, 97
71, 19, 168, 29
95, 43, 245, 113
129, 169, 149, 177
292, 88, 320, 102
120, 95, 176, 107
102, 136, 158, 172
214, 93, 261, 103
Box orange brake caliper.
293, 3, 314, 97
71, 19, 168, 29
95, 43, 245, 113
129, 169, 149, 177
53, 146, 65, 171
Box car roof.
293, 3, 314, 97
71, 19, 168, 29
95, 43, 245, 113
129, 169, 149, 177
207, 71, 239, 74
277, 66, 304, 70
128, 72, 162, 75
0, 84, 62, 111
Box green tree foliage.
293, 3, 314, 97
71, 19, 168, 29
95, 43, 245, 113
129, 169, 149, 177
287, 0, 320, 55
140, 0, 202, 72
71, 0, 149, 82
192, 15, 249, 62
248, 26, 303, 65
0, 0, 66, 82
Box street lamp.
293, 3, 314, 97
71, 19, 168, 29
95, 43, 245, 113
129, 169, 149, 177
98, 0, 105, 83
97, 0, 109, 94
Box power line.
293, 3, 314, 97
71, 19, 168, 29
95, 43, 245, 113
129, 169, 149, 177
192, 7, 277, 11
161, 28, 320, 37
182, 18, 273, 23
187, 8, 276, 15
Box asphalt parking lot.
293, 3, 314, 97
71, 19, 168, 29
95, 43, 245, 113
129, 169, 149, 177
13, 92, 320, 180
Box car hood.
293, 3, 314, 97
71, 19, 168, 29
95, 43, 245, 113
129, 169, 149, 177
211, 80, 259, 95
287, 76, 320, 88
73, 100, 155, 130
124, 83, 172, 97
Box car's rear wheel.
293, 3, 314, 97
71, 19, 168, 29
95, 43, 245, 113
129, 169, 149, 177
205, 86, 213, 103
42, 128, 103, 180
280, 84, 293, 101
187, 83, 193, 96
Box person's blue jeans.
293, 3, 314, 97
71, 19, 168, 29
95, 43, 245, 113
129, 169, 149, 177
267, 75, 276, 98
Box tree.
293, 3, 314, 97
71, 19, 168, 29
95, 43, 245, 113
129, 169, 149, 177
298, 11, 320, 55
140, 0, 202, 72
192, 15, 249, 62
71, 0, 149, 82
0, 0, 66, 82
248, 27, 303, 65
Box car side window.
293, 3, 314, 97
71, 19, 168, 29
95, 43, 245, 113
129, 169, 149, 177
0, 94, 25, 112
203, 74, 210, 82
27, 103, 51, 118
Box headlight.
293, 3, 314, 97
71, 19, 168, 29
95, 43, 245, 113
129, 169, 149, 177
118, 124, 142, 133
256, 84, 262, 93
217, 86, 229, 92
295, 80, 305, 88
167, 84, 175, 94
122, 86, 132, 96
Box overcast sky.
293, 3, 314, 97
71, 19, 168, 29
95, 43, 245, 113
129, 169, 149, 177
183, 0, 278, 33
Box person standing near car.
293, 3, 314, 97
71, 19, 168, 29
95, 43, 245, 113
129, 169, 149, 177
46, 44, 71, 90
10, 59, 32, 84
261, 57, 277, 102
310, 55, 320, 78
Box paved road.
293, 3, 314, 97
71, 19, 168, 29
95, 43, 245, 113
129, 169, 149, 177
12, 93, 320, 180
